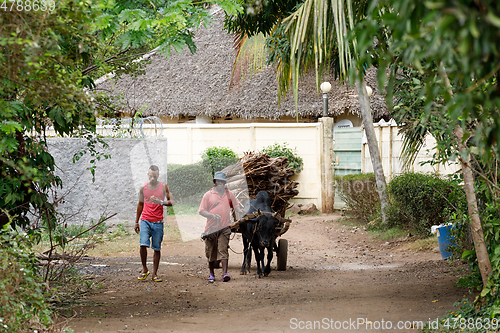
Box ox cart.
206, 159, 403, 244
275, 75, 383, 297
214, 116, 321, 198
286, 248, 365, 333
230, 210, 292, 271
220, 152, 299, 273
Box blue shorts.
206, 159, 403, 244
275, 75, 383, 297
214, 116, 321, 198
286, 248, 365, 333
139, 220, 164, 251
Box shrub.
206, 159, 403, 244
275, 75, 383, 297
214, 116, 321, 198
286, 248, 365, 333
0, 225, 52, 332
334, 173, 379, 221
261, 143, 303, 174
386, 172, 467, 237
167, 163, 212, 204
201, 147, 238, 177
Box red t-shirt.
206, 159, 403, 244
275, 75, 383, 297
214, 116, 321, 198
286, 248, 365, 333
141, 182, 164, 222
199, 188, 239, 232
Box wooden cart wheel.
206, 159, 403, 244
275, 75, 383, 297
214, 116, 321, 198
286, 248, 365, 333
276, 239, 288, 271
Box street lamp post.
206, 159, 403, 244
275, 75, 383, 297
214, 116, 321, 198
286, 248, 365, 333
320, 82, 332, 117
319, 81, 334, 212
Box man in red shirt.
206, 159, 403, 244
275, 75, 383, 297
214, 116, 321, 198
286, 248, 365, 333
135, 165, 174, 282
199, 171, 243, 282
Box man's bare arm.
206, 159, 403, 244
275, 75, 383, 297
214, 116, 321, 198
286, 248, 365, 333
162, 184, 174, 206
134, 186, 145, 234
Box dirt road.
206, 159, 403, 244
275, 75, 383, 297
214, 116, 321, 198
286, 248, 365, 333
67, 213, 469, 332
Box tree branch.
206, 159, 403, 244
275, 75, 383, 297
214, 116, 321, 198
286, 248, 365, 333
42, 213, 118, 255
81, 47, 131, 76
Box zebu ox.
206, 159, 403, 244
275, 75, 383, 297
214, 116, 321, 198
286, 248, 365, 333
240, 191, 280, 277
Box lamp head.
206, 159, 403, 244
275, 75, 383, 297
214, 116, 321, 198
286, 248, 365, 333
320, 82, 332, 93
366, 85, 373, 97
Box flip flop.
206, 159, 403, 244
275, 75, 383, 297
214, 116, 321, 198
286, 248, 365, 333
151, 276, 162, 282
208, 274, 215, 283
222, 273, 231, 282
138, 271, 150, 280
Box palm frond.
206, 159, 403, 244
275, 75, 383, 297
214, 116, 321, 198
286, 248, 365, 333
400, 128, 426, 171
229, 33, 268, 89
283, 0, 354, 118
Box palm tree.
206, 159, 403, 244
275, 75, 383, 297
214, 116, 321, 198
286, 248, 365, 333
282, 0, 388, 223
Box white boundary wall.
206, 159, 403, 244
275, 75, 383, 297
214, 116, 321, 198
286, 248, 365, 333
160, 123, 322, 206
361, 119, 461, 180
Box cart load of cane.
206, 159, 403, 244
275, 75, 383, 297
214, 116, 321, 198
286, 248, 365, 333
221, 151, 299, 220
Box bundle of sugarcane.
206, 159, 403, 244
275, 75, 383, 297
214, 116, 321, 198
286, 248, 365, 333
222, 152, 299, 217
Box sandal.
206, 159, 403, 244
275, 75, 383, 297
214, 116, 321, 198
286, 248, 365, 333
222, 273, 231, 282
151, 276, 162, 282
208, 274, 215, 283
137, 271, 150, 280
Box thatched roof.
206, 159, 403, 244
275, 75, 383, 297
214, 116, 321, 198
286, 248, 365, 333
95, 7, 388, 120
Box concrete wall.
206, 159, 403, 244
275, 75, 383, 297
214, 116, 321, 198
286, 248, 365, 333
48, 138, 168, 227
361, 119, 460, 180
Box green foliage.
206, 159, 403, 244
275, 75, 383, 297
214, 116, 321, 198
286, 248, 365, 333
261, 142, 303, 174
73, 130, 111, 182
471, 201, 500, 315
90, 0, 242, 117
89, 0, 242, 80
334, 173, 379, 222
0, 225, 52, 332
167, 163, 212, 204
224, 0, 301, 37
0, 1, 243, 330
106, 223, 129, 240
0, 2, 101, 229
353, 0, 500, 163
201, 147, 238, 177
422, 297, 500, 332
0, 0, 243, 229
386, 172, 467, 237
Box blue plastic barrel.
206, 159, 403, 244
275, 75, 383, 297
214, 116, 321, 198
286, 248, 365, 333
437, 224, 454, 259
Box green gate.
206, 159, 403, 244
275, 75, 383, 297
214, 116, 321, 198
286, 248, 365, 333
333, 127, 362, 209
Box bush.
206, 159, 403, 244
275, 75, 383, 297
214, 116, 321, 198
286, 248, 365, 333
334, 173, 379, 221
167, 163, 212, 204
0, 225, 52, 332
201, 147, 238, 177
386, 172, 467, 237
261, 142, 303, 174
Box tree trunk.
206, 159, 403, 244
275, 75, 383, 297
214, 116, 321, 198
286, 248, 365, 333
439, 63, 492, 286
454, 126, 492, 286
355, 76, 388, 224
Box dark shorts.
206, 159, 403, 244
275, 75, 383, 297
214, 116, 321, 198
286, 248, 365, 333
205, 227, 231, 262
139, 220, 164, 251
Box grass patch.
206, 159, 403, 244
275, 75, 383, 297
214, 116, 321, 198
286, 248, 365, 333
85, 234, 137, 257
369, 227, 408, 241
34, 221, 185, 257
85, 223, 184, 256
338, 216, 365, 228
164, 223, 182, 241
337, 214, 417, 243
167, 203, 200, 216
399, 236, 438, 252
